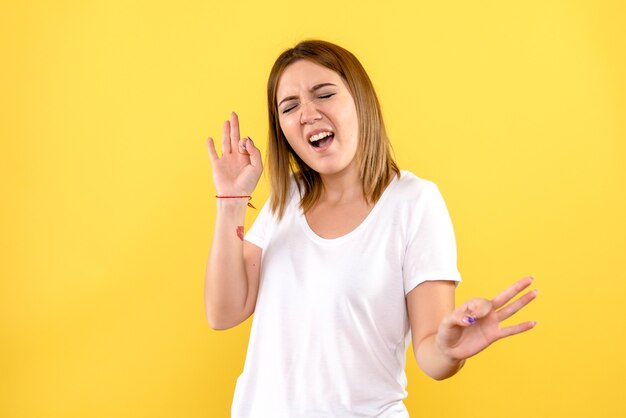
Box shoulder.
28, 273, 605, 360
388, 172, 457, 243
381, 171, 452, 232
390, 170, 441, 204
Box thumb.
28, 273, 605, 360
245, 137, 262, 169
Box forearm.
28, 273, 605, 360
414, 334, 465, 381
204, 200, 249, 328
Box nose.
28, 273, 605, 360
299, 99, 322, 125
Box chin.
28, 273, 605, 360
308, 163, 353, 177
298, 153, 358, 178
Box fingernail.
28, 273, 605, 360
242, 142, 246, 150
463, 316, 477, 325
247, 136, 253, 143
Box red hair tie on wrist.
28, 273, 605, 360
215, 195, 256, 209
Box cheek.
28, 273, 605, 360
278, 120, 301, 151
338, 102, 359, 136
336, 97, 357, 123
278, 119, 292, 142
279, 116, 297, 136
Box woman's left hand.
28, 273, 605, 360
436, 276, 538, 362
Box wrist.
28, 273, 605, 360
215, 194, 256, 209
215, 199, 250, 218
435, 334, 463, 364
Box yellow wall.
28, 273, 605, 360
2, 1, 625, 417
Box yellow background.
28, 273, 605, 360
2, 0, 625, 417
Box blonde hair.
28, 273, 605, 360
266, 40, 399, 219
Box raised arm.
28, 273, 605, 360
204, 112, 263, 330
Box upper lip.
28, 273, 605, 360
305, 128, 334, 141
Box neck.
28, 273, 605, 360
318, 166, 364, 205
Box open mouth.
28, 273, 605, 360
309, 131, 335, 149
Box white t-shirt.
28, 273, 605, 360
231, 170, 462, 418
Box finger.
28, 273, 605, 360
491, 276, 534, 309
496, 289, 538, 322
238, 136, 249, 154
230, 112, 241, 152
245, 137, 263, 169
498, 320, 537, 339
206, 137, 219, 161
467, 298, 492, 319
454, 298, 492, 326
222, 120, 232, 154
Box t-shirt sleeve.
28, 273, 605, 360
403, 181, 462, 295
244, 197, 273, 249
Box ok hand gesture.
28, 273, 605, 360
436, 277, 538, 361
206, 112, 263, 196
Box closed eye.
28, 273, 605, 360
281, 93, 336, 114
282, 105, 297, 114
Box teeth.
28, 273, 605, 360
309, 131, 333, 143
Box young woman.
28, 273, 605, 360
205, 40, 537, 418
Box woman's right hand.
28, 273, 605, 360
206, 112, 263, 196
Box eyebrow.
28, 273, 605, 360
278, 83, 338, 107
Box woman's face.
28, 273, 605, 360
276, 59, 359, 178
